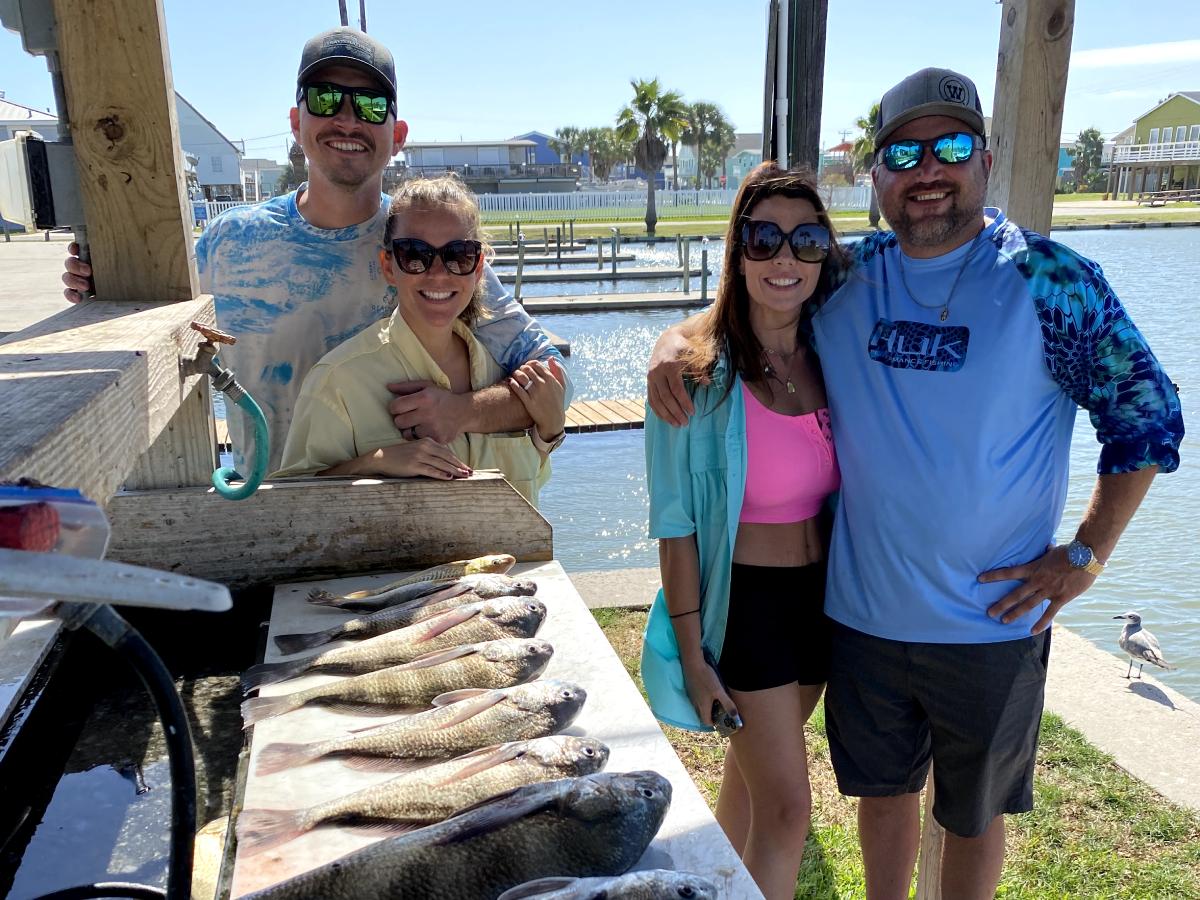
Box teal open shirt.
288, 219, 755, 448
642, 358, 746, 731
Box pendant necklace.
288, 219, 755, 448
762, 346, 799, 395
897, 229, 985, 323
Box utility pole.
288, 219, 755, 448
359, 0, 367, 31
337, 0, 348, 26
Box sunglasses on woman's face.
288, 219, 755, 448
741, 221, 830, 263
390, 238, 482, 275
298, 82, 393, 125
879, 132, 982, 172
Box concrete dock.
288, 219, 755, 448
500, 265, 707, 284
521, 291, 711, 312
490, 252, 636, 266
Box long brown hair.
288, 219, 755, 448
385, 174, 492, 325
682, 161, 845, 393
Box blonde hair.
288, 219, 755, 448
385, 174, 492, 324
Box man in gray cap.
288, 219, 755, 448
63, 26, 566, 473
646, 67, 1181, 897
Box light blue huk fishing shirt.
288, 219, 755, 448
197, 187, 570, 472
812, 209, 1182, 644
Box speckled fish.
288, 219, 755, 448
245, 597, 547, 691
312, 572, 539, 615
497, 870, 719, 900
241, 639, 553, 728
306, 555, 516, 608
237, 735, 610, 855
254, 679, 586, 775
239, 771, 672, 900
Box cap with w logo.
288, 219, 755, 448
874, 68, 985, 150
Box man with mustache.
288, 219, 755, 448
62, 27, 566, 471
647, 68, 1182, 898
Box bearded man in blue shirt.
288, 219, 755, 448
647, 68, 1183, 899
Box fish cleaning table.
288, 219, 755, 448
228, 561, 761, 898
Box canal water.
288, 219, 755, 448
540, 227, 1200, 702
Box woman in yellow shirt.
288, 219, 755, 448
273, 175, 565, 506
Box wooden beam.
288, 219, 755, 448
786, 0, 829, 172
124, 377, 217, 489
50, 0, 198, 302
106, 473, 554, 588
987, 0, 1076, 234
0, 298, 215, 504
914, 777, 945, 899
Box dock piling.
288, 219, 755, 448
569, 219, 575, 244
683, 237, 691, 295
555, 227, 562, 265
676, 234, 682, 266
597, 239, 603, 270
508, 223, 513, 243
514, 233, 526, 304
701, 238, 709, 301
610, 227, 618, 276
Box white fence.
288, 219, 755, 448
195, 185, 872, 230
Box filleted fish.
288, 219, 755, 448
246, 598, 547, 691
306, 555, 516, 609
237, 735, 610, 854
239, 771, 672, 900
254, 679, 586, 775
241, 639, 553, 727
498, 870, 719, 900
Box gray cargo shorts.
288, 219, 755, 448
824, 621, 1051, 838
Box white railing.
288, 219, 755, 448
1113, 141, 1200, 163
195, 185, 873, 230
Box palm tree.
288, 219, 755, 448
586, 127, 632, 183
547, 126, 583, 168
702, 120, 736, 188
686, 102, 734, 189
852, 102, 882, 228
616, 78, 688, 235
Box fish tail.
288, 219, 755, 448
241, 657, 315, 693
273, 628, 338, 654
306, 589, 347, 607
255, 741, 321, 775
241, 694, 301, 728
235, 808, 310, 855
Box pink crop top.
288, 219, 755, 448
739, 382, 840, 523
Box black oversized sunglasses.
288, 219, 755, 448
297, 82, 394, 125
879, 132, 983, 172
740, 221, 830, 263
390, 238, 483, 275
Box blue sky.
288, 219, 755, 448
2, 1, 1198, 164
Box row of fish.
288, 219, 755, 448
237, 555, 717, 898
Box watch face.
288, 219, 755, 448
1067, 541, 1092, 568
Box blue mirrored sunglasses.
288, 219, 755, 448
879, 132, 983, 172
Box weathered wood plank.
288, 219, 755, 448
618, 398, 648, 420
106, 473, 553, 588
915, 778, 944, 900
51, 0, 198, 302
987, 0, 1076, 234
125, 377, 216, 489
0, 298, 215, 504
570, 401, 608, 431
596, 399, 642, 427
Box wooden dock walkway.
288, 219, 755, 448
214, 398, 646, 449
492, 242, 587, 255
490, 253, 636, 266
499, 265, 706, 284
520, 291, 711, 313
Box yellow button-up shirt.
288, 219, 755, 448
273, 309, 548, 505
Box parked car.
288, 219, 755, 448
213, 194, 234, 202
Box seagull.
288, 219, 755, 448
1113, 611, 1173, 679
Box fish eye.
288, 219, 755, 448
679, 889, 696, 898
561, 690, 573, 699
583, 747, 595, 756
640, 787, 656, 798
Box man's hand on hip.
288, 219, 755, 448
388, 381, 470, 444
979, 544, 1097, 635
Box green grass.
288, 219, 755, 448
591, 607, 1200, 900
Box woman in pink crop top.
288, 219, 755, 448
647, 162, 844, 899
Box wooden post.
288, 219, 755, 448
569, 219, 574, 244
915, 776, 945, 900
542, 226, 549, 250
682, 237, 691, 295
51, 0, 199, 302
786, 0, 828, 172
597, 239, 603, 270
555, 227, 562, 264
514, 237, 525, 303
987, 0, 1075, 235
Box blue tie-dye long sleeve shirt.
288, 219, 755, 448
197, 188, 568, 471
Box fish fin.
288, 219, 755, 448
428, 690, 507, 729
340, 820, 428, 838
431, 688, 492, 707
497, 878, 578, 900
339, 755, 438, 774
255, 742, 320, 776
241, 695, 300, 728
431, 742, 525, 785
235, 808, 309, 856
436, 783, 560, 842
240, 656, 316, 693
306, 589, 349, 607
414, 604, 484, 642
392, 644, 481, 670
386, 582, 472, 614
273, 628, 339, 654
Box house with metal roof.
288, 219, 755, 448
1109, 91, 1200, 198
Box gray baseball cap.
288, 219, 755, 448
874, 68, 985, 150
297, 26, 396, 102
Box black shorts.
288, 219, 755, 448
824, 622, 1051, 838
716, 561, 831, 692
